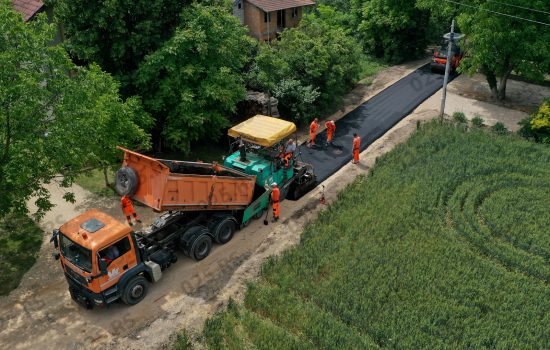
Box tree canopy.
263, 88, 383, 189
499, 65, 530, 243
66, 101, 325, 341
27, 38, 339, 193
247, 14, 363, 123
0, 2, 150, 218
418, 0, 550, 100
356, 0, 431, 63
53, 0, 190, 95
137, 4, 253, 153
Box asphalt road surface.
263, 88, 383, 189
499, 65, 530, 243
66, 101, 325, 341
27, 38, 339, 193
298, 64, 456, 183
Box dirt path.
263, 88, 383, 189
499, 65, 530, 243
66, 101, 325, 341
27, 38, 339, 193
3, 61, 546, 350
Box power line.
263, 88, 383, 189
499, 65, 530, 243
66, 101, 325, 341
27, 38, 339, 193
485, 0, 550, 16
443, 0, 550, 27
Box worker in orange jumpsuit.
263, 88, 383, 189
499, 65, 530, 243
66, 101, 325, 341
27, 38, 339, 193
280, 139, 296, 168
352, 133, 361, 164
121, 195, 142, 226
271, 182, 280, 222
325, 120, 336, 145
308, 118, 319, 148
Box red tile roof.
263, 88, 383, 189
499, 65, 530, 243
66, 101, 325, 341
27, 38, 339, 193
12, 0, 44, 22
247, 0, 315, 12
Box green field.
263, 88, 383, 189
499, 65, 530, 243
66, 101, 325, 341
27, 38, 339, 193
0, 213, 43, 295
197, 122, 550, 349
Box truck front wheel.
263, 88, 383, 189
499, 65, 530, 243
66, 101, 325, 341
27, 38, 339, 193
121, 276, 148, 305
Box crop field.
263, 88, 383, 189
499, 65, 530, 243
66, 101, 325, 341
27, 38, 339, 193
198, 122, 550, 349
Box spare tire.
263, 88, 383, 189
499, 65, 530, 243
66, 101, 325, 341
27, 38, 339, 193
115, 166, 139, 196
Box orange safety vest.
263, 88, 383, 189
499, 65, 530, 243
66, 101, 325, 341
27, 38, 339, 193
325, 121, 336, 133
121, 196, 134, 215
353, 136, 361, 151
271, 187, 280, 203
281, 152, 293, 168
310, 121, 319, 134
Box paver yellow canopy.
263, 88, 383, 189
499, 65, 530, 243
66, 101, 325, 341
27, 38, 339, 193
228, 115, 297, 147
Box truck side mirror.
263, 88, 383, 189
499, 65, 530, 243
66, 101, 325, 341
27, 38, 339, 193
50, 229, 59, 248
98, 258, 108, 275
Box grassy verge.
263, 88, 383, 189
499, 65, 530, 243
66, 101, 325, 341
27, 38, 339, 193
0, 213, 43, 295
75, 168, 117, 197
357, 55, 387, 84
319, 54, 387, 119
190, 122, 550, 349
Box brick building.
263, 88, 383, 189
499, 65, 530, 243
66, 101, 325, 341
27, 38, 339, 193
233, 0, 315, 41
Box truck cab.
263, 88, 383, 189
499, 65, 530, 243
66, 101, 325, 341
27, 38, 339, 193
52, 209, 158, 308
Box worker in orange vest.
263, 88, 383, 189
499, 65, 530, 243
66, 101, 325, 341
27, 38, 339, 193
325, 120, 336, 145
352, 133, 361, 164
121, 195, 142, 226
271, 182, 280, 222
307, 118, 319, 148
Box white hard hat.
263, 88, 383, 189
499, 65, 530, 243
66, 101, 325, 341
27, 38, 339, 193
271, 182, 277, 187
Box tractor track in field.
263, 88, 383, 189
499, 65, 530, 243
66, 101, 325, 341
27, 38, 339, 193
1, 56, 541, 349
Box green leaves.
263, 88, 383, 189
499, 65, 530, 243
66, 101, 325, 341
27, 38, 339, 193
202, 122, 550, 348
137, 4, 253, 154
248, 14, 363, 123
519, 99, 550, 143
0, 2, 150, 219
419, 0, 550, 100
55, 0, 189, 95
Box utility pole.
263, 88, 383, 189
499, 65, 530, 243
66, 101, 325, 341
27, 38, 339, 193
439, 19, 455, 118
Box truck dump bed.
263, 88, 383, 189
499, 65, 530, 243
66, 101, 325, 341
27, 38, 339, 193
119, 147, 256, 212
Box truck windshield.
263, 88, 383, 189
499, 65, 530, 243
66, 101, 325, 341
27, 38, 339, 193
59, 233, 92, 273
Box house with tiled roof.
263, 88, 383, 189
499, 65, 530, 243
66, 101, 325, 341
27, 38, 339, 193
12, 0, 45, 22
12, 0, 63, 43
233, 0, 315, 41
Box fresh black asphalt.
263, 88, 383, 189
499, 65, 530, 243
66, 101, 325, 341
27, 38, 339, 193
297, 64, 456, 183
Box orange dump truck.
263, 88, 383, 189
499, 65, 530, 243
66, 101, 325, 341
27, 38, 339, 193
50, 151, 266, 308
51, 116, 316, 308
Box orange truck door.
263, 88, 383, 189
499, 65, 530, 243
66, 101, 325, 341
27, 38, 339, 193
97, 236, 137, 291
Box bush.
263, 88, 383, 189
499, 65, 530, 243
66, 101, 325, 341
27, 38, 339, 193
491, 122, 509, 135
518, 100, 550, 144
471, 115, 485, 127
453, 112, 467, 123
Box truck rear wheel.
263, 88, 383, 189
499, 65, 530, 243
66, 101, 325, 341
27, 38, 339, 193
210, 216, 236, 244
191, 234, 212, 261
121, 275, 148, 305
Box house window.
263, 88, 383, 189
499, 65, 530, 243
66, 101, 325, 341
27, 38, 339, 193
264, 11, 271, 22
291, 7, 298, 18
277, 10, 286, 28
237, 1, 241, 9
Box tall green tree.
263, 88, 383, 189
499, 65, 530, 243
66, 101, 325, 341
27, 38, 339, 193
137, 4, 253, 153
247, 14, 362, 122
0, 2, 150, 218
418, 0, 550, 100
356, 0, 431, 63
53, 0, 190, 94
